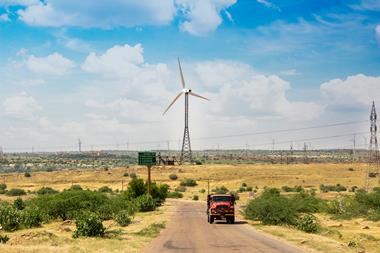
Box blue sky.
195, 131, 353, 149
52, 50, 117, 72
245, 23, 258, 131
0, 0, 379, 151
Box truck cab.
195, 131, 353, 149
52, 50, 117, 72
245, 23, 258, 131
207, 194, 235, 224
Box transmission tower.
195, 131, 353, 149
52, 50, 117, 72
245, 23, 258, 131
78, 138, 82, 153
366, 101, 379, 189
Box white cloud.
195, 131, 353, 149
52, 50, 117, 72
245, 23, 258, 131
0, 13, 10, 22
177, 0, 237, 35
3, 92, 41, 119
320, 74, 380, 108
0, 0, 39, 6
351, 0, 380, 10
280, 69, 299, 76
376, 25, 380, 43
192, 61, 324, 120
14, 0, 236, 35
17, 0, 175, 28
25, 52, 75, 76
256, 0, 280, 11
82, 44, 144, 77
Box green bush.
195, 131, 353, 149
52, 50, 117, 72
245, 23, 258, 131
30, 190, 109, 221
282, 185, 304, 193
98, 186, 113, 193
199, 188, 206, 193
297, 214, 319, 233
37, 187, 59, 195
126, 178, 146, 198
212, 186, 229, 194
129, 172, 137, 179
169, 174, 178, 180
115, 210, 132, 226
242, 183, 247, 187
167, 191, 183, 198
245, 188, 298, 225
0, 203, 21, 231
13, 197, 25, 210
149, 183, 169, 205
73, 212, 105, 238
326, 196, 368, 219
20, 206, 43, 228
175, 186, 186, 192
180, 179, 197, 187
6, 188, 26, 196
0, 183, 6, 191
69, 185, 83, 191
136, 194, 156, 212
192, 195, 199, 201
320, 184, 347, 193
246, 186, 253, 191
0, 235, 9, 244
230, 191, 240, 201
24, 172, 31, 178
238, 187, 246, 193
291, 192, 325, 213
123, 172, 129, 177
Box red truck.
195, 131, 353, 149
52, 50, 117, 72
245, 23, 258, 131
207, 194, 235, 224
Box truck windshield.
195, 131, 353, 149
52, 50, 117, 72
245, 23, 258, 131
212, 196, 231, 202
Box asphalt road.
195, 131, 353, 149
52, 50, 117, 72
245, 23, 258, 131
143, 200, 305, 253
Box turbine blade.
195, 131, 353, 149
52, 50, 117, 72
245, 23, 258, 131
189, 92, 210, 101
178, 58, 185, 89
163, 92, 183, 115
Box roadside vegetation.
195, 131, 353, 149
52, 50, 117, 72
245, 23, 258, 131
0, 177, 168, 240
245, 187, 380, 234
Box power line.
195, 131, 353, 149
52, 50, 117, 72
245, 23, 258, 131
2, 120, 369, 152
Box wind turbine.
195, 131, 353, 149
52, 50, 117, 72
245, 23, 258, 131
163, 58, 209, 163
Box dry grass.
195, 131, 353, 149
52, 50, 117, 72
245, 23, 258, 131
0, 163, 379, 252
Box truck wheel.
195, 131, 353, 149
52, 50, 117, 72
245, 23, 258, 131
207, 215, 210, 223
230, 217, 235, 224
209, 216, 214, 224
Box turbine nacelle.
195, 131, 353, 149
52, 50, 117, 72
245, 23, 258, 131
163, 59, 209, 115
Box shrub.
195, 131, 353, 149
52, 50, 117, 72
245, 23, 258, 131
169, 174, 178, 180
199, 189, 206, 193
5, 188, 26, 196
326, 196, 368, 219
192, 195, 199, 201
115, 210, 132, 226
98, 186, 113, 193
123, 172, 129, 177
129, 172, 137, 179
13, 198, 25, 210
0, 235, 9, 244
291, 192, 325, 213
230, 191, 240, 201
0, 183, 6, 191
126, 178, 146, 198
149, 183, 169, 205
320, 184, 347, 193
37, 187, 58, 195
297, 214, 319, 233
245, 188, 298, 225
175, 186, 186, 192
212, 186, 229, 194
73, 212, 105, 238
69, 185, 83, 191
20, 206, 43, 228
238, 187, 246, 193
167, 191, 183, 198
137, 194, 156, 212
0, 204, 21, 231
195, 160, 202, 165
24, 172, 31, 178
180, 179, 197, 187
246, 186, 253, 191
242, 183, 247, 187
282, 185, 304, 193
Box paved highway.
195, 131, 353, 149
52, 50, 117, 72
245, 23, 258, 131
144, 200, 306, 253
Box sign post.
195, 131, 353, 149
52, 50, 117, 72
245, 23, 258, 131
138, 152, 156, 195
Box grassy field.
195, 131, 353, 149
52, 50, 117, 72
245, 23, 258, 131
0, 163, 379, 252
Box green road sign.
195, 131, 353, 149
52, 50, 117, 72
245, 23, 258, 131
138, 152, 156, 166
